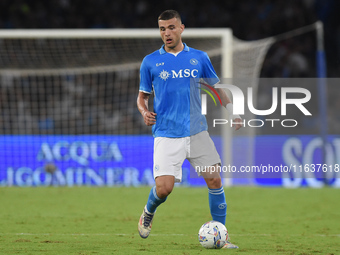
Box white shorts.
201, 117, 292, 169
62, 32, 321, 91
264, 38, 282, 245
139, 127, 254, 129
153, 131, 221, 182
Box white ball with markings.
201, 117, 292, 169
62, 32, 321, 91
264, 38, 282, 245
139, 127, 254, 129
198, 220, 228, 249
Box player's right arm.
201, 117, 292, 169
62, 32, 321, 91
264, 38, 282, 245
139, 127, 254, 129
137, 91, 156, 126
138, 56, 156, 126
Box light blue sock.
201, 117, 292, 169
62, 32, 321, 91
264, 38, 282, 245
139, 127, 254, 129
208, 187, 227, 225
146, 186, 167, 213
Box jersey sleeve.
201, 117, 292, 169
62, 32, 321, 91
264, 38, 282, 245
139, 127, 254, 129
139, 57, 153, 94
201, 52, 220, 86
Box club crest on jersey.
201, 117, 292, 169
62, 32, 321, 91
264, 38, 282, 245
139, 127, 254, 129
159, 70, 170, 81
190, 58, 198, 65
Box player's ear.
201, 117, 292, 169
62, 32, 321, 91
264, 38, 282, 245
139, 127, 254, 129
180, 23, 185, 33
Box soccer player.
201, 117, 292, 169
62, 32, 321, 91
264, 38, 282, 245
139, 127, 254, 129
137, 10, 242, 249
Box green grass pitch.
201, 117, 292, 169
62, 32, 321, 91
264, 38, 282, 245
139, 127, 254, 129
0, 186, 339, 255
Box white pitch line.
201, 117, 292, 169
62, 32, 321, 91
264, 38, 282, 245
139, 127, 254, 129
0, 233, 185, 236
0, 233, 339, 237
231, 234, 340, 238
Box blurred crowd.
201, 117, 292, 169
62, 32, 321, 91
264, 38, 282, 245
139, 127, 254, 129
0, 0, 339, 74
0, 0, 339, 135
0, 71, 147, 135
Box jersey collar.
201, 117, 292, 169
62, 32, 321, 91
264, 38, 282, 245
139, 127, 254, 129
159, 43, 189, 55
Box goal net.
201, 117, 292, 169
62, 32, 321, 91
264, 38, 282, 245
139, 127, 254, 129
0, 26, 324, 186
0, 29, 230, 136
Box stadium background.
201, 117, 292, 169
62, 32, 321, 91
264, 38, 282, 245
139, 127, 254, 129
0, 0, 339, 188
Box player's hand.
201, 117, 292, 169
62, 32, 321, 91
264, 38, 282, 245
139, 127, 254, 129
142, 111, 157, 126
233, 117, 243, 131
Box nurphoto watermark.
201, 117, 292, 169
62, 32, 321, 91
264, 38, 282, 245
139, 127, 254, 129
200, 81, 312, 128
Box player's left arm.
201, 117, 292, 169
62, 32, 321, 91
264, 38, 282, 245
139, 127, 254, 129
216, 88, 242, 131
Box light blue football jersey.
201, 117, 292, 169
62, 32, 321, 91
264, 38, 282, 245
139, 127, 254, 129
139, 43, 219, 138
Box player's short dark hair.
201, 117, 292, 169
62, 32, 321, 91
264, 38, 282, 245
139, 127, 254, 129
158, 10, 182, 22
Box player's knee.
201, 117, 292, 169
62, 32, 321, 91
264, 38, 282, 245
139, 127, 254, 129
156, 185, 173, 199
155, 176, 175, 199
206, 178, 222, 189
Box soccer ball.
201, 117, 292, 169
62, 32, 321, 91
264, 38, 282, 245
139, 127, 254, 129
198, 220, 228, 249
